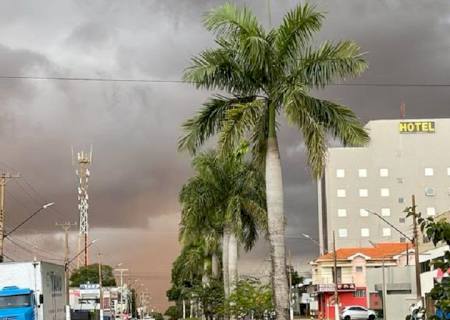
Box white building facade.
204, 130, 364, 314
318, 118, 450, 251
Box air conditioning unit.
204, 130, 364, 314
425, 187, 436, 197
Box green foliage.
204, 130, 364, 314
179, 148, 267, 251
69, 264, 116, 287
179, 3, 369, 177
164, 306, 180, 320
172, 147, 267, 291
287, 265, 303, 287
193, 280, 224, 319
222, 279, 273, 319
405, 207, 450, 319
149, 312, 164, 320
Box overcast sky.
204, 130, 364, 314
1, 0, 450, 311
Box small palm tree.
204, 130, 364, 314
179, 3, 369, 319
179, 147, 266, 298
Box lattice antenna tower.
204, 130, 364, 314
73, 146, 93, 267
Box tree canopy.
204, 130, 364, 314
69, 264, 116, 287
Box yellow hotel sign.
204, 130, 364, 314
399, 121, 435, 133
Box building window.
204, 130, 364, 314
424, 168, 434, 176
358, 169, 367, 178
338, 228, 348, 238
400, 237, 406, 243
420, 261, 431, 273
398, 197, 404, 203
337, 189, 346, 198
379, 168, 389, 177
361, 228, 370, 237
426, 207, 436, 216
380, 188, 390, 197
336, 169, 345, 178
353, 289, 366, 297
381, 208, 391, 216
399, 217, 406, 223
447, 167, 450, 176
355, 266, 363, 272
360, 209, 368, 217
382, 228, 391, 237
337, 209, 347, 217
359, 189, 368, 197
425, 187, 436, 197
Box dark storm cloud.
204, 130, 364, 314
1, 0, 450, 310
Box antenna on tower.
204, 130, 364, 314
72, 146, 93, 267
400, 100, 406, 119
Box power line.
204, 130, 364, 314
1, 74, 450, 88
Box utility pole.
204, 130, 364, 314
0, 172, 20, 263
288, 249, 293, 320
56, 222, 76, 320
98, 253, 104, 320
333, 231, 339, 320
411, 195, 423, 304
115, 268, 128, 318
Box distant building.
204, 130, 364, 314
318, 118, 450, 251
309, 243, 417, 319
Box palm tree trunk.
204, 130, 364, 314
202, 258, 210, 286
211, 253, 219, 278
266, 104, 289, 320
228, 232, 238, 294
222, 227, 231, 298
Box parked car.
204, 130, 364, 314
340, 305, 377, 320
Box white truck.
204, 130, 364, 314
0, 261, 66, 320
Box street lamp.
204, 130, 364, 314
4, 202, 54, 238
0, 202, 55, 263
365, 206, 422, 305
369, 241, 387, 320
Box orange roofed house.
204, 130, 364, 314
309, 243, 416, 319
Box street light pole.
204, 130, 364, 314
98, 253, 104, 320
332, 231, 339, 320
3, 202, 54, 239
370, 241, 387, 320
366, 201, 423, 306
115, 268, 128, 319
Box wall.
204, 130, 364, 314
366, 266, 416, 320
351, 256, 367, 287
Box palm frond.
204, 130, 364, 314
284, 92, 369, 177
292, 94, 369, 147
284, 94, 327, 178
219, 98, 265, 153
249, 105, 270, 168
203, 3, 270, 71
178, 95, 255, 154
275, 3, 323, 65
204, 3, 264, 41
297, 41, 367, 88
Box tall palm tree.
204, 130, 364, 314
179, 148, 266, 297
178, 3, 369, 319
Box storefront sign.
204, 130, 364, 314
316, 283, 356, 292
399, 121, 435, 133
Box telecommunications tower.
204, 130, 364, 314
73, 147, 92, 267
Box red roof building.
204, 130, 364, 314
309, 242, 415, 319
